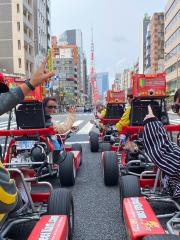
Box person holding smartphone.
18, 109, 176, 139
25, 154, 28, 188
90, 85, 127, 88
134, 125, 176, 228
143, 101, 180, 198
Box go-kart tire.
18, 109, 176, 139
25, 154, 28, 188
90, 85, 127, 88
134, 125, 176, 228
47, 188, 74, 240
59, 152, 76, 186
103, 151, 119, 186
71, 143, 82, 165
101, 143, 111, 152
120, 175, 141, 217
89, 131, 95, 136
89, 132, 99, 152
143, 235, 180, 240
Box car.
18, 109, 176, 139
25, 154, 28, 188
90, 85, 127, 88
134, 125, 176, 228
84, 104, 91, 112
0, 160, 74, 240
4, 100, 82, 187
75, 105, 84, 112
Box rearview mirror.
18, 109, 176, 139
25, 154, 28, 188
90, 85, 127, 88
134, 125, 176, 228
90, 120, 96, 124
121, 141, 138, 154
71, 126, 79, 132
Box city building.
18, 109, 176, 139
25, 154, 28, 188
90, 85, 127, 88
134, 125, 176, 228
115, 73, 124, 90
165, 0, 180, 89
52, 58, 75, 96
0, 0, 35, 78
135, 58, 139, 73
96, 72, 109, 97
139, 19, 151, 73
146, 23, 151, 74
33, 0, 51, 70
151, 13, 164, 74
124, 69, 129, 100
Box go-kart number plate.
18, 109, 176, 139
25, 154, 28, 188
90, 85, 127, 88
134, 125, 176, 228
15, 141, 35, 150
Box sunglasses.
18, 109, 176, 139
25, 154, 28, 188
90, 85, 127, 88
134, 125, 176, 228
46, 105, 57, 109
172, 104, 180, 113
127, 94, 133, 99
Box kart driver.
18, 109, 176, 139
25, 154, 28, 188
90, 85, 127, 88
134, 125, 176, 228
143, 92, 180, 198
116, 87, 133, 131
43, 97, 76, 134
94, 104, 106, 119
0, 56, 55, 226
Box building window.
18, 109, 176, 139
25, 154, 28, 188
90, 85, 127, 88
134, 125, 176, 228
53, 67, 57, 70
17, 22, 20, 31
65, 61, 68, 64
18, 58, 22, 68
166, 10, 180, 34
56, 61, 60, 64
158, 49, 164, 54
69, 61, 72, 64
158, 32, 164, 38
166, 27, 180, 47
158, 41, 164, 46
166, 0, 179, 20
65, 67, 68, 70
158, 24, 164, 29
69, 67, 73, 70
18, 40, 21, 50
158, 15, 164, 21
17, 4, 20, 13
165, 44, 180, 61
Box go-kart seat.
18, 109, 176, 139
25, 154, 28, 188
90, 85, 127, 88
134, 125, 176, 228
130, 99, 161, 126
15, 100, 53, 129
106, 103, 124, 119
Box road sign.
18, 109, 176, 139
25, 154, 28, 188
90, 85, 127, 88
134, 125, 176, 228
48, 49, 53, 73
45, 83, 50, 89
59, 73, 66, 77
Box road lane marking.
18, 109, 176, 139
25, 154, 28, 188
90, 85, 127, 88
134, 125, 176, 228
77, 122, 93, 134
73, 120, 84, 126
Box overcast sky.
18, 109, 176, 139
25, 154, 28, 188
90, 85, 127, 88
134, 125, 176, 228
51, 0, 167, 87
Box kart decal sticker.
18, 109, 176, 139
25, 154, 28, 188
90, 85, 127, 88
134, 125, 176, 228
130, 198, 160, 232
38, 216, 62, 240
130, 219, 160, 231
139, 78, 145, 88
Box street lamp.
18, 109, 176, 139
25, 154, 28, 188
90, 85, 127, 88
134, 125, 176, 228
23, 39, 37, 78
164, 52, 180, 89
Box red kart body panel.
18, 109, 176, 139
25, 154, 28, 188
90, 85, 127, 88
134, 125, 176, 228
122, 124, 180, 133
70, 150, 81, 170
133, 72, 166, 98
107, 90, 125, 103
123, 197, 165, 240
27, 215, 68, 240
100, 118, 120, 124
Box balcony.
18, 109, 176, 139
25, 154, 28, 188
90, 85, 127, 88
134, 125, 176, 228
146, 49, 151, 57
24, 33, 33, 47
23, 0, 32, 14
26, 52, 34, 63
146, 31, 151, 39
146, 40, 151, 48
23, 15, 33, 31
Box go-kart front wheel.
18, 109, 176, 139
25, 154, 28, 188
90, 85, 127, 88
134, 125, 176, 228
143, 235, 180, 240
89, 132, 99, 152
47, 188, 74, 240
71, 143, 82, 165
101, 143, 111, 152
120, 175, 141, 217
59, 152, 76, 186
103, 151, 119, 186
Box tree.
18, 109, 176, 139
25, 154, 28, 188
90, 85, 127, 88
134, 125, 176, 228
166, 88, 175, 103
143, 13, 151, 21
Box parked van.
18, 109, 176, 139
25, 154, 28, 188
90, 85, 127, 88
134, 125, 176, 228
75, 105, 84, 112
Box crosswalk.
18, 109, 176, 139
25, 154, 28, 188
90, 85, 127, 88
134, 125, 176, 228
0, 118, 179, 134
0, 119, 94, 134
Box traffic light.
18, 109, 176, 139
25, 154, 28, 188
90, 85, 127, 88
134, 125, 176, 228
80, 90, 85, 93
66, 78, 74, 81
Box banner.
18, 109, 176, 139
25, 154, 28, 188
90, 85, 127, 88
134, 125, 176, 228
48, 49, 53, 73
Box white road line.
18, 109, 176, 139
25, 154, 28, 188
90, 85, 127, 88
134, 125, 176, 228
73, 120, 84, 126
0, 124, 16, 130
0, 121, 12, 125
77, 122, 93, 134
170, 120, 180, 125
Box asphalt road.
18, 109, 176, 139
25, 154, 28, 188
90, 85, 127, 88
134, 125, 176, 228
1, 111, 180, 240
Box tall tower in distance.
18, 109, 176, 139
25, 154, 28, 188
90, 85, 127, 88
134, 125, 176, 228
89, 27, 102, 104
